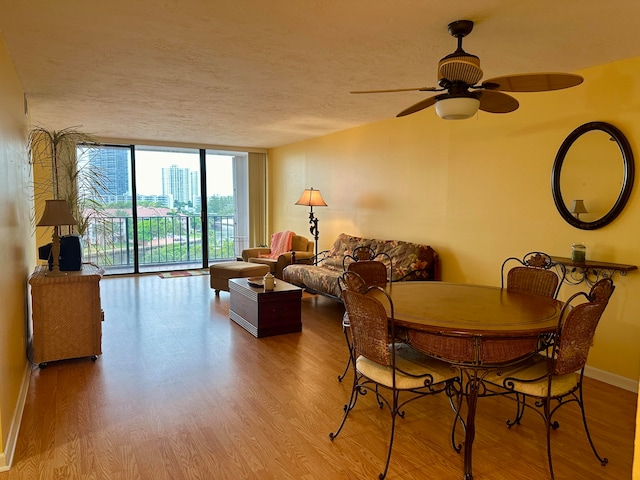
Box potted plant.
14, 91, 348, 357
28, 126, 111, 258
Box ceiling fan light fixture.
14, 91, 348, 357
352, 19, 582, 120
438, 55, 483, 85
435, 96, 480, 120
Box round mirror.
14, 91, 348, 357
551, 121, 635, 230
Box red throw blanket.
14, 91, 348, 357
259, 231, 294, 259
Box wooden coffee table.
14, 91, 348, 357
228, 277, 303, 338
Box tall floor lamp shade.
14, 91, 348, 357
37, 199, 77, 277
295, 187, 327, 264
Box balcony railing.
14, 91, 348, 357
81, 214, 236, 273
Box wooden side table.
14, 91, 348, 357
229, 277, 302, 338
28, 264, 104, 366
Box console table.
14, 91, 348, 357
551, 256, 637, 286
28, 264, 104, 367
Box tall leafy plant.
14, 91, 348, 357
28, 126, 111, 248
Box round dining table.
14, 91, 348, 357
371, 281, 564, 480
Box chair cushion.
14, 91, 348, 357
247, 257, 277, 273
356, 343, 456, 390
485, 354, 579, 397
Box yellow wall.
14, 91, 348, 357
0, 34, 33, 468
269, 56, 640, 384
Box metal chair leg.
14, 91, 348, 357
577, 382, 608, 467
378, 390, 401, 480
329, 373, 361, 441
506, 392, 526, 427
337, 326, 354, 382
543, 398, 556, 480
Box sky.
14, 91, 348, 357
133, 149, 234, 197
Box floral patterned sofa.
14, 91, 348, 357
282, 233, 440, 301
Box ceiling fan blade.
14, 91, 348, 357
478, 90, 519, 113
396, 96, 437, 117
351, 86, 438, 94
482, 73, 584, 92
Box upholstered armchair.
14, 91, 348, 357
242, 232, 314, 279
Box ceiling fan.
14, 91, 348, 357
351, 20, 584, 120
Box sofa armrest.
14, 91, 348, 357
314, 250, 331, 265
241, 247, 271, 262
291, 251, 314, 263
274, 251, 314, 278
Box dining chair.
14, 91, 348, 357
484, 277, 615, 480
337, 254, 391, 382
348, 259, 389, 287
329, 283, 458, 480
343, 244, 378, 264
501, 251, 567, 299
498, 252, 568, 424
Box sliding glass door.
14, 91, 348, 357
78, 145, 134, 273
79, 144, 249, 275
133, 146, 202, 273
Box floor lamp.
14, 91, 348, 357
37, 199, 78, 277
295, 187, 327, 265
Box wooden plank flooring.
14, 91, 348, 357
1, 274, 637, 479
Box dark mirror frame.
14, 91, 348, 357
551, 121, 635, 230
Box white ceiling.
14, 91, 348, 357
1, 1, 640, 149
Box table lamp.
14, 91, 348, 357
295, 187, 327, 264
570, 199, 589, 219
37, 199, 78, 277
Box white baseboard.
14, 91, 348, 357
0, 363, 31, 471
585, 365, 638, 393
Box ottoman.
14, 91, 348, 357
209, 261, 270, 294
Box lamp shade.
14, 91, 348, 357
37, 199, 78, 226
435, 96, 480, 120
570, 199, 589, 215
295, 187, 327, 207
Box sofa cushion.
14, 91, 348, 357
283, 233, 439, 300
328, 233, 437, 281
296, 263, 344, 299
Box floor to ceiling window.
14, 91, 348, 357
205, 150, 245, 262
79, 144, 250, 275
134, 146, 202, 274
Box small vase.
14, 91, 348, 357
571, 243, 586, 262
263, 272, 275, 291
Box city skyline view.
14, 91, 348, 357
73, 144, 257, 273
135, 150, 234, 197
84, 147, 235, 202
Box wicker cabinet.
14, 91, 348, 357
28, 264, 104, 366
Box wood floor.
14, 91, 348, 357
2, 274, 637, 480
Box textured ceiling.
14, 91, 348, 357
1, 1, 640, 149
